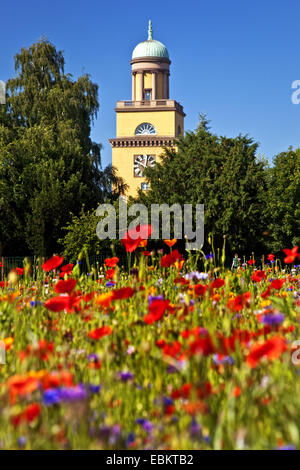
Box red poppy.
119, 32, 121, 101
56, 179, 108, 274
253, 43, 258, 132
197, 382, 213, 399
142, 251, 151, 256
112, 287, 135, 300
261, 286, 272, 298
25, 403, 41, 422
104, 257, 119, 267
45, 296, 72, 312
267, 254, 275, 261
161, 249, 182, 268
16, 267, 24, 275
251, 270, 266, 282
144, 300, 170, 324
42, 256, 64, 272
248, 259, 256, 265
7, 375, 40, 404
211, 278, 225, 289
55, 279, 77, 294
189, 335, 215, 356
105, 268, 115, 280
164, 239, 177, 248
271, 279, 285, 290
171, 382, 192, 399
59, 263, 74, 277
162, 340, 182, 359
61, 263, 74, 273
227, 292, 251, 311
88, 326, 113, 340
246, 335, 287, 368
121, 225, 152, 253
282, 246, 299, 264
194, 284, 207, 296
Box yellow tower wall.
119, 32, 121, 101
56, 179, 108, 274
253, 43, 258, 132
116, 110, 176, 137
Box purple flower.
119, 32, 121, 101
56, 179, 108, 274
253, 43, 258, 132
89, 384, 101, 393
87, 353, 99, 362
148, 295, 163, 304
163, 396, 174, 406
136, 419, 153, 433
59, 384, 87, 402
205, 254, 213, 260
185, 271, 208, 281
261, 314, 284, 325
43, 385, 87, 405
212, 354, 234, 365
278, 445, 295, 450
126, 432, 135, 447
190, 418, 202, 437
119, 371, 133, 382
43, 388, 61, 405
30, 300, 42, 307
18, 436, 26, 448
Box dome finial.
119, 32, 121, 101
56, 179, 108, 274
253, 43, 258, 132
148, 20, 153, 40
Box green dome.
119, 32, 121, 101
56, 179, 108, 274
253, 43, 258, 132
132, 21, 169, 60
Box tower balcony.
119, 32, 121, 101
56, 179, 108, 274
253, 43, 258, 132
115, 99, 185, 116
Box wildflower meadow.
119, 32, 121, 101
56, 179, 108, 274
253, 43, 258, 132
0, 227, 299, 450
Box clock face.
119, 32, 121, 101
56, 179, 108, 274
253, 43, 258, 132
134, 155, 156, 177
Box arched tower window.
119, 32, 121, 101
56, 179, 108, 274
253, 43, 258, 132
135, 123, 156, 135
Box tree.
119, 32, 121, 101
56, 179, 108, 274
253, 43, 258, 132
0, 39, 124, 256
136, 121, 268, 255
264, 148, 300, 253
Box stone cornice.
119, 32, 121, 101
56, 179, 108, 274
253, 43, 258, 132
109, 136, 176, 148
130, 56, 171, 65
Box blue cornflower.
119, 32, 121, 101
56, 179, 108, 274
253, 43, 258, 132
163, 396, 174, 406
89, 384, 101, 394
212, 354, 234, 366
136, 419, 153, 433
148, 295, 163, 305
30, 300, 42, 307
18, 436, 26, 448
278, 445, 295, 450
106, 281, 115, 287
59, 384, 87, 402
43, 388, 61, 406
119, 371, 133, 381
190, 418, 202, 437
261, 314, 284, 325
126, 432, 135, 447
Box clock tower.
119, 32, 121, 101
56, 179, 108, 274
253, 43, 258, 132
110, 21, 185, 197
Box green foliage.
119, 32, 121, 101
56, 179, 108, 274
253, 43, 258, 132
0, 39, 124, 256
137, 122, 268, 255
264, 148, 300, 252
59, 207, 106, 262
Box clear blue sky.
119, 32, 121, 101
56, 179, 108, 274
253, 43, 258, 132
1, 0, 300, 168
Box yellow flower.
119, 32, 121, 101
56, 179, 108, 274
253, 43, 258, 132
95, 292, 114, 307
3, 337, 14, 351
260, 299, 272, 308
